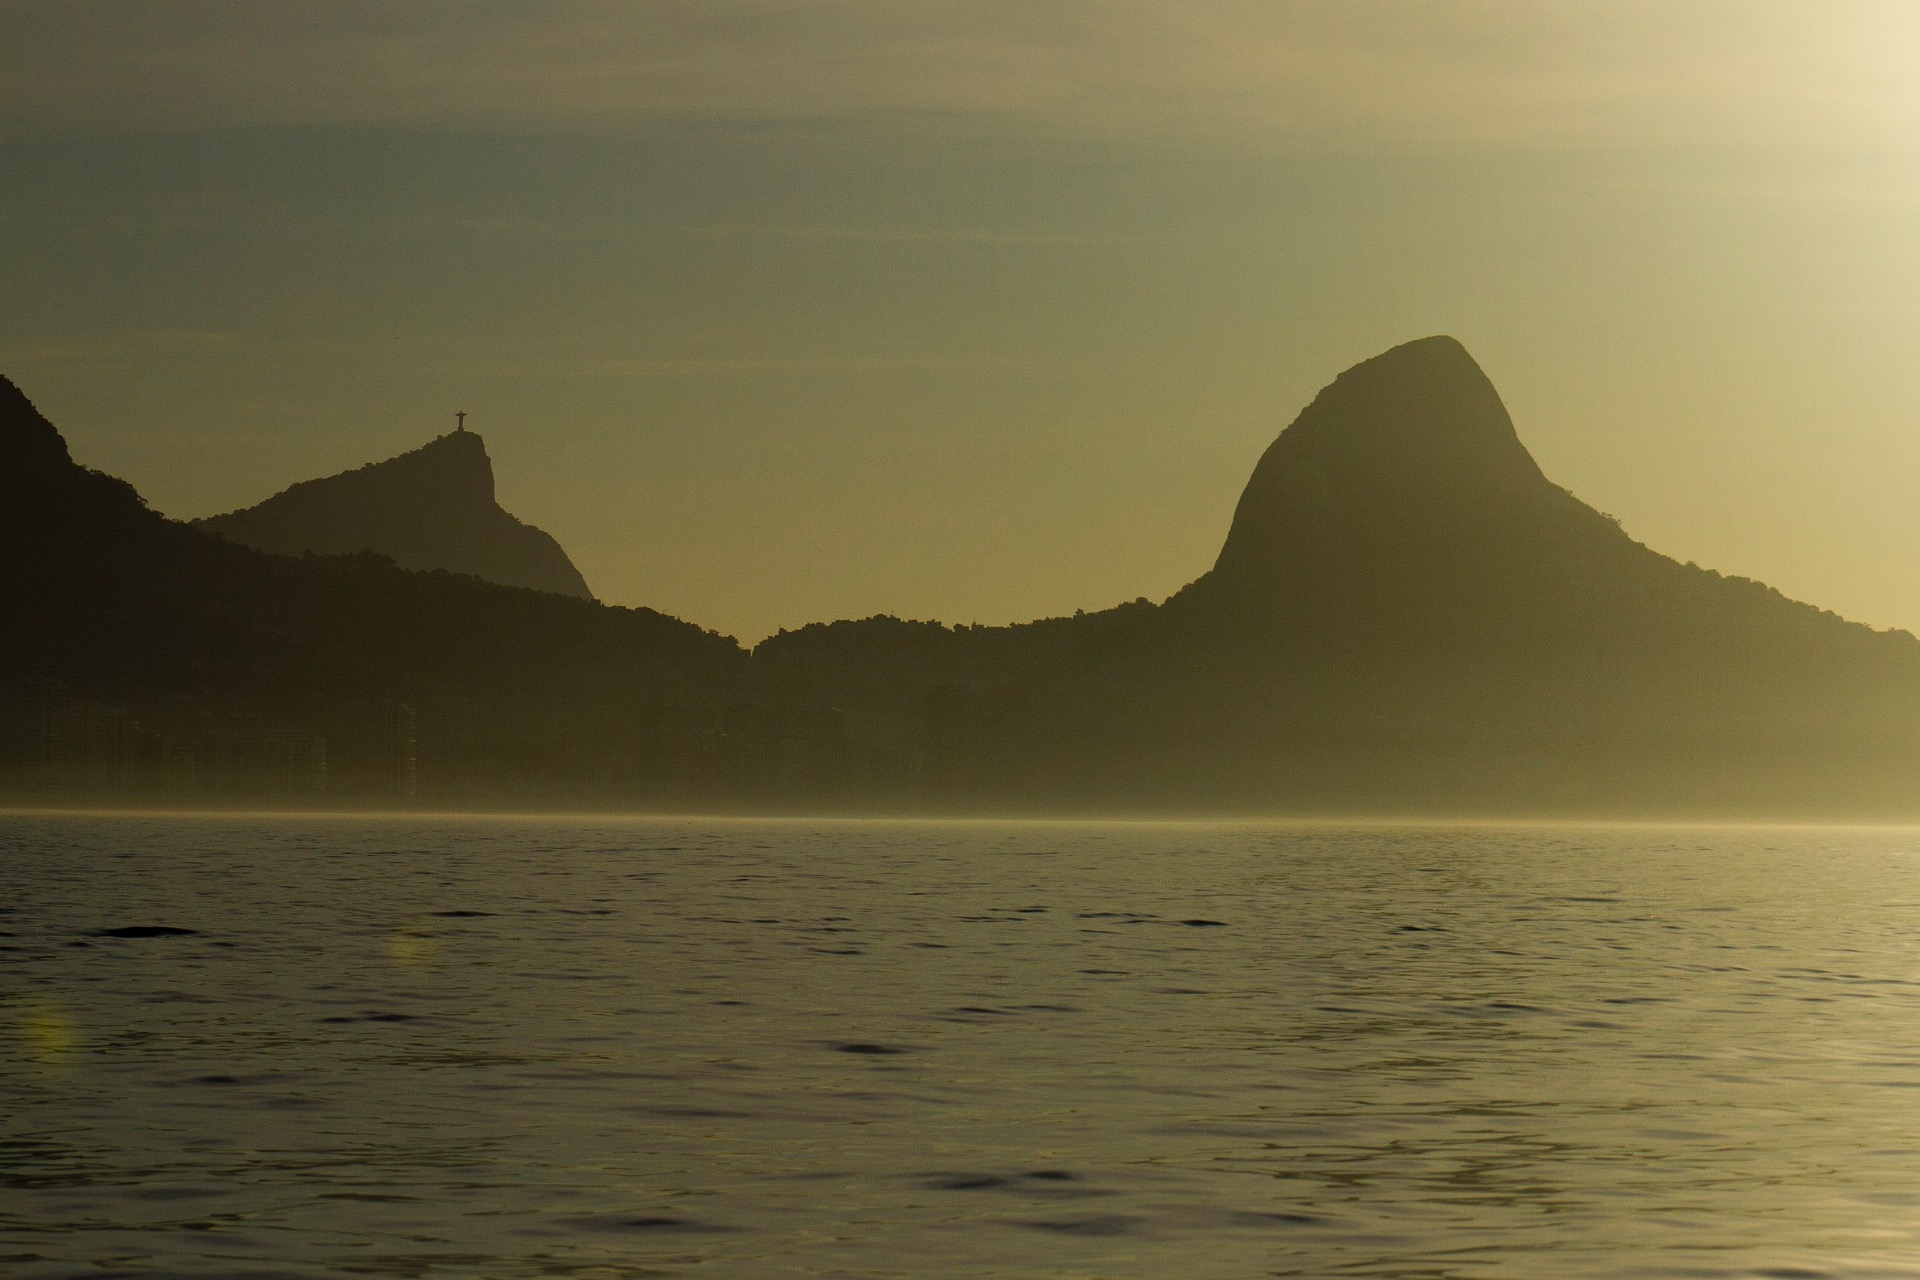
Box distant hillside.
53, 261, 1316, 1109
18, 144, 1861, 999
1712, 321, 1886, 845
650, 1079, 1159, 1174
198, 430, 593, 599
0, 376, 741, 802
758, 338, 1920, 815
11, 339, 1920, 817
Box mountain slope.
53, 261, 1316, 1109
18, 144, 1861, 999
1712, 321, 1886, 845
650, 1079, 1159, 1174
11, 339, 1920, 816
1171, 337, 1899, 672
197, 430, 593, 599
0, 376, 740, 798
761, 337, 1920, 813
1088, 339, 1920, 807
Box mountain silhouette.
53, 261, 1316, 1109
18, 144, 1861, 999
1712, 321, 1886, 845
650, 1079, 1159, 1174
0, 374, 739, 799
197, 430, 593, 599
760, 337, 1920, 813
1207, 336, 1608, 588
1167, 336, 1887, 665
9, 337, 1920, 815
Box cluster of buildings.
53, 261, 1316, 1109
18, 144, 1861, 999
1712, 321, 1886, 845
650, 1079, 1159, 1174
12, 685, 417, 803
6, 682, 973, 810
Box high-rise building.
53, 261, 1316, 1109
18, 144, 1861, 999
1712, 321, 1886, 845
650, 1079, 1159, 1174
382, 703, 417, 799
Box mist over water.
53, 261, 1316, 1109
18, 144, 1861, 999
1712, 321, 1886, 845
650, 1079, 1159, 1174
6, 814, 1920, 1278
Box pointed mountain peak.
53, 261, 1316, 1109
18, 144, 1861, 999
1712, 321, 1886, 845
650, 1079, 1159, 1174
198, 426, 593, 600
0, 373, 76, 473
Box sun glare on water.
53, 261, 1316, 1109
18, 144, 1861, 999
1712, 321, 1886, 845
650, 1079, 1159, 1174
15, 1000, 77, 1071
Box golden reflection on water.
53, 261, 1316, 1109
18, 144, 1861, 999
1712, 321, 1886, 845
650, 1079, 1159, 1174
16, 999, 76, 1070
388, 928, 440, 966
9, 816, 1920, 1278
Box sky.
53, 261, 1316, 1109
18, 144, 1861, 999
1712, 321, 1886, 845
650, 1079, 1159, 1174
4, 2, 1920, 643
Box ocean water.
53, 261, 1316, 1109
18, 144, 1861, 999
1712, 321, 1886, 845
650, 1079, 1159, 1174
6, 815, 1920, 1278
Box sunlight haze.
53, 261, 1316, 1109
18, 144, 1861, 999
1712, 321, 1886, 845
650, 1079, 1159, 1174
4, 1, 1919, 641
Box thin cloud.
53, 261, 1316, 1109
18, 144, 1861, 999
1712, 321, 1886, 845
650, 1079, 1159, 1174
679, 224, 1170, 245
4, 2, 1917, 149
1, 328, 1053, 377
6, 329, 244, 367
519, 355, 1062, 378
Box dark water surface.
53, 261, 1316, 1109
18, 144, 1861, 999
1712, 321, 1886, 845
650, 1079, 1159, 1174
6, 815, 1920, 1278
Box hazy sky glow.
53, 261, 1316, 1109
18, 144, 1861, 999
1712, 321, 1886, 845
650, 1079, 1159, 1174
5, 2, 1920, 640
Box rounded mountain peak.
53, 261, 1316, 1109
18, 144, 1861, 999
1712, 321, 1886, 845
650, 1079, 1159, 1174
1268, 335, 1541, 490
1208, 336, 1604, 584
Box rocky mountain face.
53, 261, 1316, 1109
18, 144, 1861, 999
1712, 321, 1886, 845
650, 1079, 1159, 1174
198, 430, 593, 600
